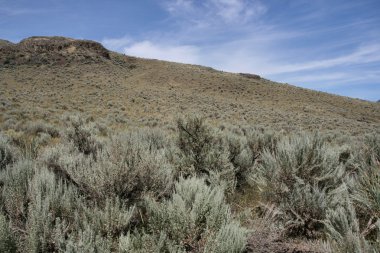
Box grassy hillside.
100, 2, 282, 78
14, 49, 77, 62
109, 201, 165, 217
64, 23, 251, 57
0, 37, 379, 135
0, 37, 379, 252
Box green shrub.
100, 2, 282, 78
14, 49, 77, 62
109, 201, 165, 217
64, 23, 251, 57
81, 197, 135, 237
254, 133, 345, 237
176, 117, 236, 192
351, 157, 380, 243
41, 131, 174, 203
0, 212, 17, 252
0, 134, 16, 170
244, 127, 278, 158
177, 116, 215, 175
1, 160, 34, 222
363, 134, 380, 165
324, 185, 378, 253
54, 221, 112, 253
24, 121, 60, 138
25, 167, 81, 252
122, 177, 248, 252
225, 134, 253, 188
63, 115, 102, 157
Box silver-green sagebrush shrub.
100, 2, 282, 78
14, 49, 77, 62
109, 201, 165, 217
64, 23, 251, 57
244, 127, 278, 158
254, 133, 345, 237
25, 167, 82, 252
363, 134, 380, 165
0, 212, 17, 252
41, 131, 174, 203
53, 221, 113, 253
120, 177, 249, 252
220, 127, 279, 190
1, 160, 34, 223
63, 114, 102, 158
176, 117, 237, 193
344, 133, 380, 246
24, 121, 60, 138
324, 184, 378, 253
177, 116, 218, 175
81, 197, 135, 237
0, 134, 17, 171
351, 156, 380, 245
224, 134, 254, 188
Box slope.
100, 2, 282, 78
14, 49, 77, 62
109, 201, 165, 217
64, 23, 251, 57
0, 36, 379, 134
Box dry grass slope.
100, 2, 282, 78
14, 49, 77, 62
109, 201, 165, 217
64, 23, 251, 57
0, 36, 379, 135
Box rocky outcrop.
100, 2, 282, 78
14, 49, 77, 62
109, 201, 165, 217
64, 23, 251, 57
239, 73, 261, 80
0, 36, 110, 66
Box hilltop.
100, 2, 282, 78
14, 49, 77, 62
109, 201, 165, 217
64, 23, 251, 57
0, 36, 379, 134
0, 36, 111, 66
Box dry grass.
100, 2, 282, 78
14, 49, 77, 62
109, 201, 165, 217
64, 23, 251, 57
0, 50, 379, 135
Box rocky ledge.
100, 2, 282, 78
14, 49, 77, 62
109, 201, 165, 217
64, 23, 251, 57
0, 36, 111, 66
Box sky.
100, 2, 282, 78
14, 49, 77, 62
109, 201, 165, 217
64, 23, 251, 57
1, 0, 380, 101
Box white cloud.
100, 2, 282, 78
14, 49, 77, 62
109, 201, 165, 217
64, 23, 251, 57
163, 0, 266, 25
165, 0, 193, 14
102, 1, 380, 100
102, 36, 200, 64
102, 36, 131, 51
209, 0, 267, 23
0, 6, 46, 16
124, 41, 200, 64
269, 43, 380, 74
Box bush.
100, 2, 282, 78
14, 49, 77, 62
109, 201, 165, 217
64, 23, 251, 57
53, 221, 113, 253
41, 130, 174, 203
0, 212, 17, 252
177, 116, 216, 175
121, 177, 249, 252
351, 156, 380, 242
0, 160, 35, 223
63, 115, 102, 158
81, 197, 135, 237
3, 115, 379, 252
254, 133, 345, 237
0, 134, 16, 170
24, 121, 60, 138
176, 117, 236, 192
324, 185, 378, 253
363, 134, 380, 165
25, 167, 81, 252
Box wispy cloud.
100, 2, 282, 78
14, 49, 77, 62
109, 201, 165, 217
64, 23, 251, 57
163, 0, 266, 26
102, 36, 132, 51
102, 0, 380, 100
102, 38, 200, 64
123, 41, 200, 64
0, 6, 46, 16
207, 0, 267, 24
269, 43, 380, 75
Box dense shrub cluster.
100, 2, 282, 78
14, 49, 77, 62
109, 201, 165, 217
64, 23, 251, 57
0, 115, 379, 252
253, 132, 380, 252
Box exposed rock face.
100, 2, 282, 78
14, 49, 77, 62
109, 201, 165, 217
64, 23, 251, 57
0, 36, 110, 66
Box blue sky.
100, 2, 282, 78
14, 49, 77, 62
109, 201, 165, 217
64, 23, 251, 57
1, 0, 379, 101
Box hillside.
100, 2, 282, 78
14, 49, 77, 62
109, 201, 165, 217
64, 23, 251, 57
1, 36, 380, 253
0, 36, 379, 134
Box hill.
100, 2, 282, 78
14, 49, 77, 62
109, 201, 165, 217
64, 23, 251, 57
0, 36, 379, 135
1, 36, 379, 253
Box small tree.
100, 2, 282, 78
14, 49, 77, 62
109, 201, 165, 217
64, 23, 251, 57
177, 116, 214, 175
